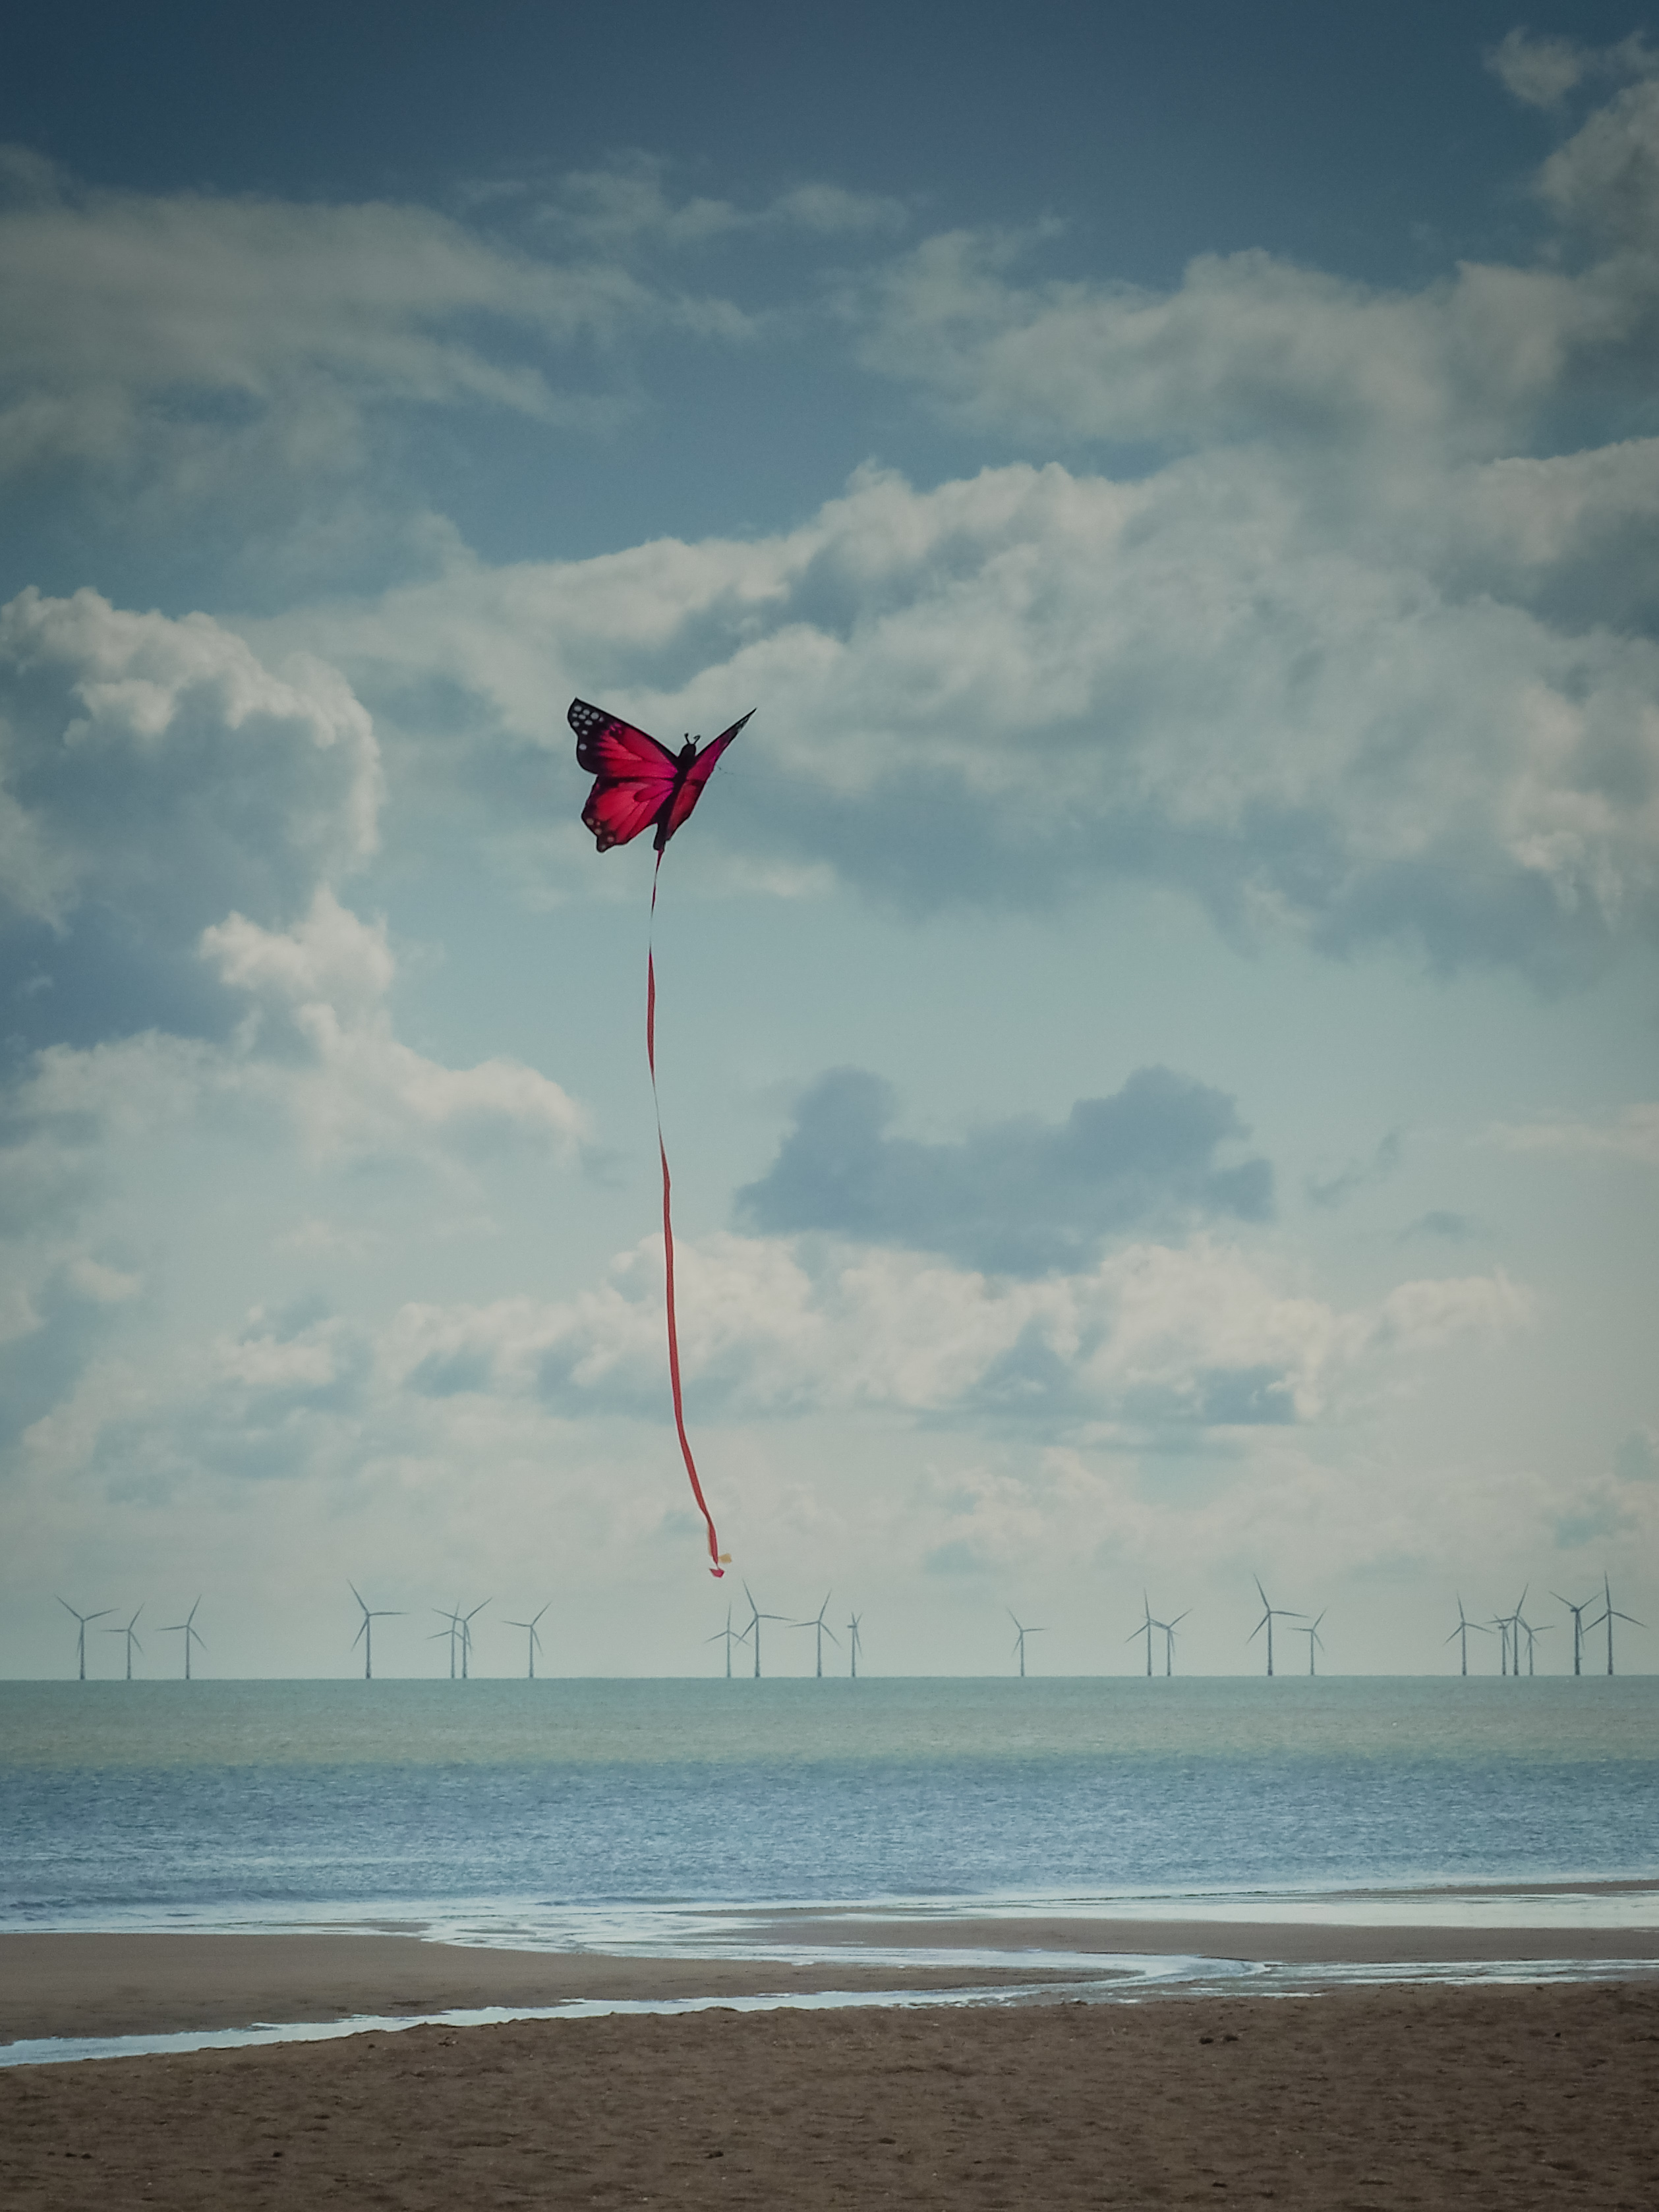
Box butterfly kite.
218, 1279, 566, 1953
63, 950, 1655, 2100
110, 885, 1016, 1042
571, 697, 753, 1577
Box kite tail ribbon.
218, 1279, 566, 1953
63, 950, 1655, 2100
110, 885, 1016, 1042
647, 852, 726, 1577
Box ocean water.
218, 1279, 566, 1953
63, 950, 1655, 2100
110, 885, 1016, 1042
3, 1677, 1655, 1946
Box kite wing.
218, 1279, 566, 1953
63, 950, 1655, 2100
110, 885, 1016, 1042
569, 698, 680, 851
654, 710, 753, 850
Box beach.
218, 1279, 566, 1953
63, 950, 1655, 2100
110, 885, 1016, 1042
6, 1915, 1659, 2044
7, 1680, 1657, 2203
3, 1973, 1656, 2209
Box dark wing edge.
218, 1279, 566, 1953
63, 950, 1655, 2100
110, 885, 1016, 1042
568, 697, 678, 776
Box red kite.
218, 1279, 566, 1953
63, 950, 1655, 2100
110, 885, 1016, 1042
570, 698, 751, 1577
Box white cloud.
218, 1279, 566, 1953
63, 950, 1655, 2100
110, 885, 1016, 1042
386, 1227, 1529, 1432
0, 586, 380, 938
1486, 28, 1656, 111
275, 440, 1659, 975
1490, 1102, 1659, 1165
0, 166, 721, 478
1538, 75, 1659, 248
194, 889, 586, 1166
64, 1256, 142, 1304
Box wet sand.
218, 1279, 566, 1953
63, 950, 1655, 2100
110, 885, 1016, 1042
3, 1979, 1656, 2209
6, 1917, 1659, 2045
0, 1932, 1103, 2045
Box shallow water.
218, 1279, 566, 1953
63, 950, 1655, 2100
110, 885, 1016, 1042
3, 1678, 1654, 1938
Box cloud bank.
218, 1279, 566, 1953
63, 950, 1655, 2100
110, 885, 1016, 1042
736, 1065, 1271, 1274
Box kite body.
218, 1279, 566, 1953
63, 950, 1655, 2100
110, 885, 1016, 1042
571, 699, 751, 853
569, 695, 751, 1579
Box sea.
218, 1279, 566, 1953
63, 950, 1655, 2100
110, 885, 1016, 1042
3, 1677, 1656, 2062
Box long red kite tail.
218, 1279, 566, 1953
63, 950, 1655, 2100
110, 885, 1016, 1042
647, 850, 727, 1577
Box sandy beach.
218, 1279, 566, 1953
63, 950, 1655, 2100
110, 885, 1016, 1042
2, 1975, 1656, 2209
7, 1913, 1659, 2045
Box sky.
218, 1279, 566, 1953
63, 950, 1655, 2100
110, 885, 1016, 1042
3, 1, 1657, 1678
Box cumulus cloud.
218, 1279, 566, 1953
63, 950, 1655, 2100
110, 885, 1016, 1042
386, 1226, 1528, 1437
735, 1065, 1271, 1274
1486, 28, 1656, 111
0, 587, 580, 1245
1538, 74, 1659, 250
0, 587, 381, 1046
287, 442, 1659, 977
198, 890, 585, 1164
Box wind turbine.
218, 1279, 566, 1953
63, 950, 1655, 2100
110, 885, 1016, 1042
1248, 1577, 1303, 1678
1153, 1608, 1190, 1678
1517, 1611, 1549, 1676
459, 1599, 489, 1678
1008, 1608, 1045, 1678
739, 1583, 786, 1678
1501, 1587, 1529, 1680
1445, 1596, 1490, 1676
706, 1605, 739, 1678
104, 1605, 144, 1680
160, 1598, 205, 1680
349, 1583, 403, 1681
56, 1597, 113, 1680
503, 1604, 549, 1679
1488, 1612, 1512, 1676
1127, 1593, 1156, 1678
431, 1604, 462, 1678
794, 1592, 840, 1678
1296, 1609, 1327, 1676
1588, 1573, 1644, 1676
846, 1611, 863, 1679
1552, 1589, 1597, 1677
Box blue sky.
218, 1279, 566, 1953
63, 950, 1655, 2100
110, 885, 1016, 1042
3, 5, 1657, 1676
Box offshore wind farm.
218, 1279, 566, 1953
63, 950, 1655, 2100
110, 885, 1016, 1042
27, 1574, 1652, 1680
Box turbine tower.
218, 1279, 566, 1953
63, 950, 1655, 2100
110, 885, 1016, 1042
503, 1604, 550, 1679
1153, 1607, 1190, 1678
1517, 1609, 1549, 1677
459, 1599, 489, 1679
1127, 1593, 1156, 1678
160, 1599, 205, 1680
431, 1604, 462, 1678
1501, 1587, 1529, 1680
1008, 1608, 1045, 1678
705, 1605, 739, 1678
1588, 1574, 1644, 1676
738, 1583, 786, 1678
1248, 1577, 1303, 1678
57, 1597, 113, 1680
794, 1592, 840, 1678
1551, 1589, 1596, 1677
350, 1583, 403, 1681
1297, 1609, 1327, 1676
846, 1611, 863, 1679
105, 1605, 144, 1680
1445, 1597, 1490, 1676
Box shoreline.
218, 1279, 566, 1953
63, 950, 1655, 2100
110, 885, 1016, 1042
7, 1915, 1659, 2048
